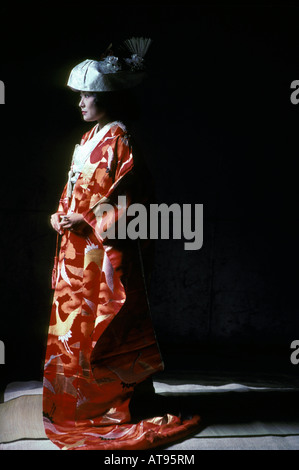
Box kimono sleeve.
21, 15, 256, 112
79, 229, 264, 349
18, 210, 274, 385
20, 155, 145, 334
82, 133, 134, 245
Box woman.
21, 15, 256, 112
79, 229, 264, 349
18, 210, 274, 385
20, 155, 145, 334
43, 39, 200, 450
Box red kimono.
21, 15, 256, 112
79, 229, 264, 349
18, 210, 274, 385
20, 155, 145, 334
43, 121, 200, 450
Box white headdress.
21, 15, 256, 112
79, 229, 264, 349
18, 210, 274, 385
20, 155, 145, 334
67, 37, 152, 92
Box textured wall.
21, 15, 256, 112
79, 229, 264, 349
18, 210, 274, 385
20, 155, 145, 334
1, 5, 299, 383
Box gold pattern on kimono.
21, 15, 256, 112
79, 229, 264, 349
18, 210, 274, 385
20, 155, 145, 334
48, 301, 80, 337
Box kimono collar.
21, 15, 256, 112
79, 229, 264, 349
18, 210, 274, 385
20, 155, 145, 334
67, 121, 125, 197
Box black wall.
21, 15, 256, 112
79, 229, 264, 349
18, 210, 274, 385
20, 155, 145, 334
0, 4, 299, 384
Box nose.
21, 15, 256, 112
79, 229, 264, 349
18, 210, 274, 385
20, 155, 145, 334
79, 96, 84, 108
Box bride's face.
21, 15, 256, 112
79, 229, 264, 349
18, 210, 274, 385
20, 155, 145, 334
79, 92, 106, 122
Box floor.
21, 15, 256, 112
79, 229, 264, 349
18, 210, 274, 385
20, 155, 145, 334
1, 364, 299, 451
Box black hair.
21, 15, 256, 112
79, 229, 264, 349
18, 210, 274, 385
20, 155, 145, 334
91, 89, 141, 123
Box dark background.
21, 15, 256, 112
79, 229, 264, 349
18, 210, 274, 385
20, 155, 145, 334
0, 4, 299, 387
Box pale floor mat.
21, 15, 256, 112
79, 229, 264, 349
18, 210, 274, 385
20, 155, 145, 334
1, 380, 299, 450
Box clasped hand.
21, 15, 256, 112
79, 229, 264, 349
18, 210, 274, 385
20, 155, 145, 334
50, 212, 88, 235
